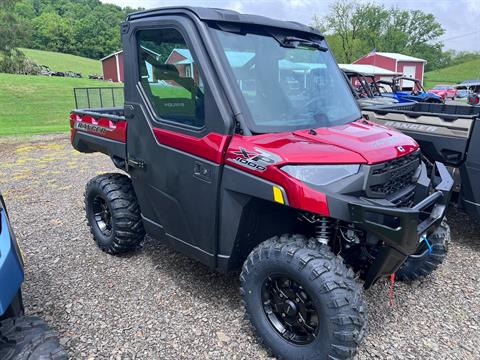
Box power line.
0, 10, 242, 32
439, 31, 480, 42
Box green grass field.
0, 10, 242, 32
20, 48, 102, 77
424, 58, 480, 89
0, 73, 121, 136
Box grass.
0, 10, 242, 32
424, 58, 480, 89
0, 73, 121, 136
20, 48, 102, 77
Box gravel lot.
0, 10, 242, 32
0, 135, 479, 360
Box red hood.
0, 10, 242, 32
227, 120, 419, 166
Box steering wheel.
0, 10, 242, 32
303, 94, 325, 112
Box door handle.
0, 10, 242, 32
127, 157, 145, 169
193, 161, 212, 182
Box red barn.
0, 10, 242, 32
353, 52, 426, 87
101, 50, 124, 82
101, 48, 199, 84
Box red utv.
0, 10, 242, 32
69, 7, 453, 360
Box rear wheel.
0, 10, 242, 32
0, 316, 67, 359
240, 235, 367, 360
85, 173, 145, 254
396, 221, 450, 282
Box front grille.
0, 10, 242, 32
366, 150, 421, 198
370, 173, 415, 195
371, 151, 420, 175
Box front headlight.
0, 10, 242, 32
281, 164, 360, 186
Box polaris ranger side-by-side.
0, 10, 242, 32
363, 102, 480, 221
70, 7, 453, 360
342, 70, 397, 109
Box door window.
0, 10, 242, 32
138, 29, 205, 127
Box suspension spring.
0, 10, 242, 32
315, 217, 332, 245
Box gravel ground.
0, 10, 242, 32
0, 134, 479, 360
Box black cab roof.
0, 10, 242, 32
126, 6, 322, 37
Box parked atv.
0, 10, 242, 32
0, 193, 66, 359
70, 7, 453, 360
343, 70, 398, 108
377, 76, 443, 103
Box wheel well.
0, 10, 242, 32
226, 198, 304, 271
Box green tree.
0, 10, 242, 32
314, 0, 447, 70
31, 11, 73, 53
0, 0, 32, 73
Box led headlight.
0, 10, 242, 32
281, 164, 360, 186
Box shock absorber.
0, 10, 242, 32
314, 217, 332, 245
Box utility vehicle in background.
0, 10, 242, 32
70, 7, 453, 360
343, 70, 397, 108
363, 102, 480, 222
428, 84, 457, 101
0, 193, 66, 359
377, 76, 443, 103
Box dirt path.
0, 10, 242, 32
0, 135, 478, 359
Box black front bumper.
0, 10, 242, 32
346, 162, 453, 288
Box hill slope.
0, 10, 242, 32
0, 74, 121, 136
20, 48, 102, 77
424, 58, 480, 88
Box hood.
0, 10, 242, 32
226, 119, 419, 166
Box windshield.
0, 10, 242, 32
433, 85, 450, 90
211, 28, 361, 133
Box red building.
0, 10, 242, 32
353, 52, 426, 87
101, 50, 124, 82
101, 48, 200, 84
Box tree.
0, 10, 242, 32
11, 0, 143, 59
313, 0, 447, 70
313, 0, 366, 63
31, 12, 73, 53
0, 0, 32, 73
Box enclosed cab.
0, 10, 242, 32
70, 7, 453, 360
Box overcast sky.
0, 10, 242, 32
101, 0, 480, 52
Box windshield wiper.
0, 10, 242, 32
283, 36, 327, 51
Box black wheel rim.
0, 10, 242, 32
261, 275, 320, 345
92, 196, 112, 236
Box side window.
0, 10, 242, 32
138, 28, 205, 127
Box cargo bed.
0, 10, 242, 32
70, 105, 127, 169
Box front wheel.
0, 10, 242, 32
240, 235, 367, 360
0, 316, 67, 359
396, 221, 450, 282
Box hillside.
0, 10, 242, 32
20, 48, 102, 77
424, 58, 480, 88
0, 74, 121, 136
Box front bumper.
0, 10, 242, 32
334, 162, 453, 288
0, 196, 24, 317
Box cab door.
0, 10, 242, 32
122, 17, 232, 266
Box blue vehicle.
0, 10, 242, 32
0, 193, 66, 359
376, 76, 443, 103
